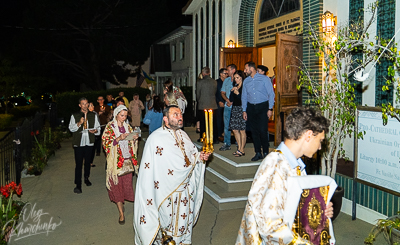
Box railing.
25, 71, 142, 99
0, 131, 17, 186
0, 103, 57, 185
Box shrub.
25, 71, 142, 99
9, 105, 40, 119
55, 87, 150, 120
0, 114, 13, 130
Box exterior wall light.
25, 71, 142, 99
227, 40, 236, 48
322, 11, 337, 33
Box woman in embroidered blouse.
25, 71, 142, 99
102, 105, 139, 225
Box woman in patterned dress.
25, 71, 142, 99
102, 105, 139, 225
229, 70, 247, 157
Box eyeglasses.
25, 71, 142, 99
223, 73, 228, 75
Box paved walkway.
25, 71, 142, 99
9, 127, 383, 244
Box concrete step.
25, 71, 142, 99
202, 150, 261, 210
204, 179, 248, 210
206, 152, 261, 176
205, 166, 253, 192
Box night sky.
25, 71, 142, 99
0, 0, 192, 93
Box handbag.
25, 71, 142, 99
117, 159, 135, 176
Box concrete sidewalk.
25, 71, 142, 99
9, 127, 383, 244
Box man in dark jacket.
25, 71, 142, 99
68, 97, 100, 194
196, 67, 218, 142
94, 96, 111, 156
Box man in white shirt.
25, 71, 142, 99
68, 97, 100, 194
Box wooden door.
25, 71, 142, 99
219, 47, 258, 70
274, 33, 302, 145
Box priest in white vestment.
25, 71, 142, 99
134, 105, 210, 245
236, 107, 335, 245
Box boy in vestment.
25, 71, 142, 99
236, 107, 334, 244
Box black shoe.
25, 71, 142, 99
263, 152, 268, 158
84, 178, 92, 186
91, 164, 96, 167
251, 152, 263, 161
74, 187, 82, 194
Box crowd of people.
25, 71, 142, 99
68, 63, 336, 244
197, 61, 275, 161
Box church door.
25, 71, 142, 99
219, 47, 258, 71
274, 33, 302, 145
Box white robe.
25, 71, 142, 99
236, 146, 336, 245
134, 127, 206, 245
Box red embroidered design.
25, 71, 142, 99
181, 197, 189, 206
147, 199, 153, 205
181, 213, 187, 219
179, 226, 185, 234
168, 169, 174, 175
154, 181, 159, 189
140, 215, 146, 224
145, 163, 150, 169
156, 146, 163, 156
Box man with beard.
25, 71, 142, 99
134, 105, 210, 245
242, 61, 275, 161
68, 97, 101, 193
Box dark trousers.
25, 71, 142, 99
94, 127, 105, 154
74, 146, 93, 187
216, 106, 224, 138
198, 109, 218, 141
246, 101, 270, 154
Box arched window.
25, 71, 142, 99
260, 0, 300, 23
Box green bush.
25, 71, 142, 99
9, 105, 41, 119
56, 87, 150, 120
0, 114, 13, 130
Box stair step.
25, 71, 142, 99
203, 183, 248, 210
205, 167, 253, 192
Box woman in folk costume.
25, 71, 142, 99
102, 105, 139, 225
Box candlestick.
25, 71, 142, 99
209, 109, 213, 145
204, 109, 209, 144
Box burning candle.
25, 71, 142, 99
204, 109, 209, 143
208, 109, 213, 144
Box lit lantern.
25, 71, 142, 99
322, 11, 336, 33
227, 40, 235, 48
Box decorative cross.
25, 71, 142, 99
156, 146, 163, 156
179, 226, 185, 234
168, 169, 174, 175
181, 213, 187, 220
181, 197, 189, 206
145, 163, 150, 169
140, 215, 146, 224
147, 199, 153, 205
154, 181, 159, 189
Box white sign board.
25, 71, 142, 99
357, 109, 400, 195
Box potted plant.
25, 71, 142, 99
365, 213, 400, 245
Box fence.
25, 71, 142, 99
0, 131, 17, 186
0, 104, 56, 185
